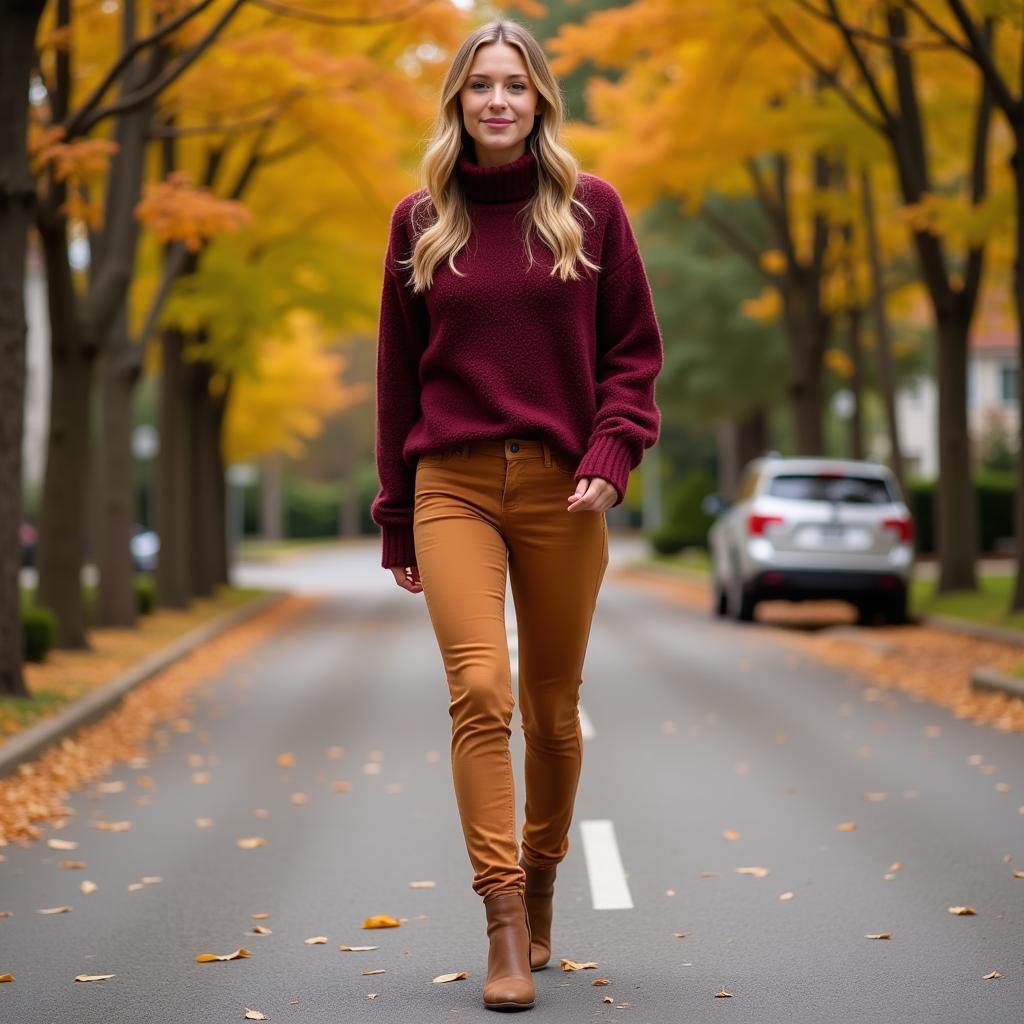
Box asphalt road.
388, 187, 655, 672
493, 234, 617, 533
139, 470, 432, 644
2, 534, 1021, 1023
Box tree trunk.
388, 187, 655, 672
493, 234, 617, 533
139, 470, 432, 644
860, 167, 904, 492
339, 478, 362, 538
188, 357, 226, 599
935, 313, 977, 592
781, 289, 827, 455
156, 327, 192, 608
261, 453, 284, 540
715, 408, 769, 499
35, 218, 96, 649
0, 0, 46, 695
1011, 140, 1024, 612
210, 378, 230, 586
96, 301, 142, 627
845, 303, 865, 461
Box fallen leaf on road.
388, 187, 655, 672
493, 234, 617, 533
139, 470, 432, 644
561, 959, 599, 971
96, 781, 124, 793
673, 932, 689, 938
592, 978, 610, 985
983, 970, 1001, 979
195, 947, 251, 962
290, 793, 308, 805
195, 818, 214, 828
74, 973, 114, 982
735, 866, 769, 877
0, 973, 14, 982
778, 892, 794, 900
948, 906, 976, 915
836, 822, 857, 831
1013, 870, 1024, 878
251, 913, 269, 919
192, 772, 210, 784
723, 829, 740, 841
602, 995, 614, 1002
362, 969, 386, 976
339, 945, 379, 951
37, 906, 71, 914
433, 971, 468, 983
367, 992, 378, 999
244, 1009, 268, 1020
362, 915, 400, 929
249, 925, 271, 935
277, 753, 295, 767
46, 839, 77, 850
80, 881, 97, 894
408, 880, 436, 888
59, 860, 86, 868
715, 987, 733, 998
237, 837, 266, 849
305, 937, 328, 944
864, 932, 891, 939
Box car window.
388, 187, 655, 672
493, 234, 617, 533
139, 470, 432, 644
767, 473, 893, 504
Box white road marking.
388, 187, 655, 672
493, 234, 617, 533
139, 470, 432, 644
579, 819, 633, 909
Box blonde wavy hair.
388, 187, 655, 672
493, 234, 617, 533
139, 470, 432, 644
397, 18, 600, 293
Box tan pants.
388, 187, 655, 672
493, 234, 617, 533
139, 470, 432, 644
413, 437, 609, 903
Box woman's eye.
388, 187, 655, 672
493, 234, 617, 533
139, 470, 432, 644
471, 82, 526, 91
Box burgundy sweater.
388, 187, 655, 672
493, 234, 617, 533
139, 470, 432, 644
371, 147, 664, 569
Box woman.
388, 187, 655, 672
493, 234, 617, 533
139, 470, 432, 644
370, 18, 663, 1012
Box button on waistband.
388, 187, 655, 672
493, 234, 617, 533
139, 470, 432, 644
509, 442, 519, 452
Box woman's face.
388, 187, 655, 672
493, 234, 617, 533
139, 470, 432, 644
459, 41, 543, 167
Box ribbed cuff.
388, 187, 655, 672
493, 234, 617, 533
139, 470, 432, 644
575, 436, 635, 506
381, 523, 417, 569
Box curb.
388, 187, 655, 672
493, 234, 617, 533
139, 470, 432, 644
918, 612, 1024, 650
0, 590, 288, 782
970, 666, 1024, 701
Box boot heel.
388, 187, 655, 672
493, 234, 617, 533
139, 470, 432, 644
482, 890, 535, 1010
520, 856, 557, 971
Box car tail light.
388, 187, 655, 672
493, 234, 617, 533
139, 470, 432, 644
748, 513, 784, 536
882, 517, 914, 543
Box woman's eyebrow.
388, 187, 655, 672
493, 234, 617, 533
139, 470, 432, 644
468, 72, 529, 79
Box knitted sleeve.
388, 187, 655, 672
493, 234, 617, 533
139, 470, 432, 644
575, 189, 664, 506
369, 198, 428, 568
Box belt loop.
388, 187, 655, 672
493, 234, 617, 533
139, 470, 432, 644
542, 440, 551, 468
460, 441, 470, 459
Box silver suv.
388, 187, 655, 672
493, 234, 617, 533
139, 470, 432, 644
705, 455, 914, 626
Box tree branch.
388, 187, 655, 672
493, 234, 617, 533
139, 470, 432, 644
792, 0, 950, 52
762, 9, 887, 134
943, 0, 1019, 116
250, 0, 438, 25
902, 0, 976, 60
70, 0, 246, 137
64, 0, 218, 138
823, 0, 895, 127
699, 201, 770, 277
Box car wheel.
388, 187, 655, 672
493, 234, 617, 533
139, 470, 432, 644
728, 570, 757, 622
856, 599, 880, 627
711, 575, 728, 617
883, 588, 908, 626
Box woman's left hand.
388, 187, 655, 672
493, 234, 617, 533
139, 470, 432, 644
567, 476, 617, 512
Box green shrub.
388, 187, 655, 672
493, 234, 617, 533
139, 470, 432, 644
651, 469, 716, 554
23, 604, 57, 663
135, 575, 156, 615
907, 474, 1013, 554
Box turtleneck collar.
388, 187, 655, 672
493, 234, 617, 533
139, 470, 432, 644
455, 145, 539, 204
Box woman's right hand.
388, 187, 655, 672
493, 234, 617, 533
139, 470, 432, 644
390, 565, 423, 593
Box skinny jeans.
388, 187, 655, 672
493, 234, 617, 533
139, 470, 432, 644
413, 437, 609, 903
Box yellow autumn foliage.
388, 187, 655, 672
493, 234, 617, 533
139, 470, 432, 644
224, 311, 369, 464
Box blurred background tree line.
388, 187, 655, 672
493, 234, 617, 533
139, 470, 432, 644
1, 0, 1022, 696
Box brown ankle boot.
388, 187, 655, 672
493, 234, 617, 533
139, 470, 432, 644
519, 856, 557, 971
482, 890, 535, 1010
